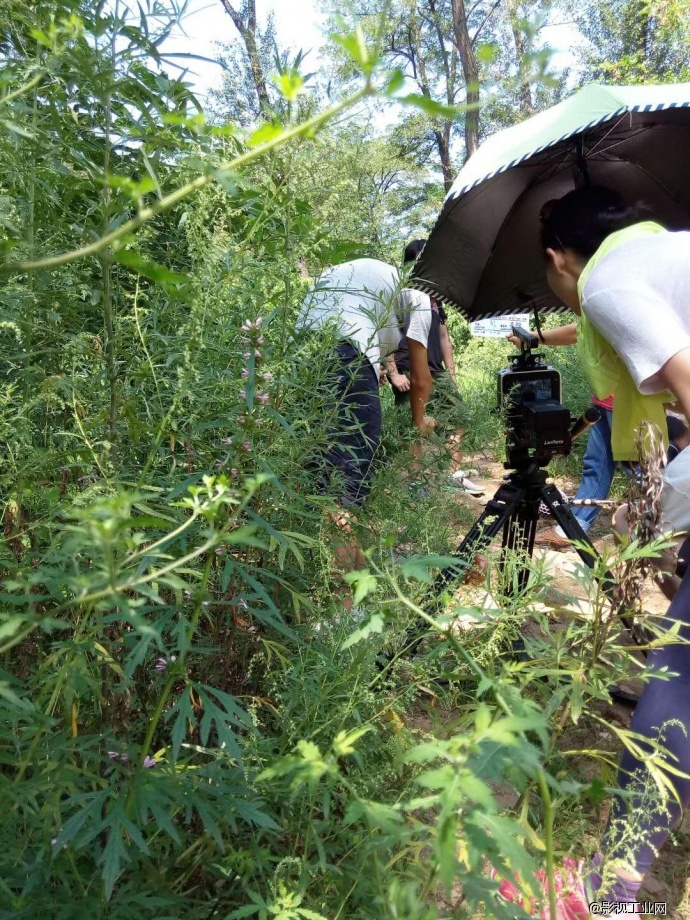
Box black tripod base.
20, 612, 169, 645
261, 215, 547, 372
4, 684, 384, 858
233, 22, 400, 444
432, 466, 616, 602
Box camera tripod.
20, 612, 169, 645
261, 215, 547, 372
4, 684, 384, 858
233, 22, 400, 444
397, 463, 646, 705
432, 463, 618, 602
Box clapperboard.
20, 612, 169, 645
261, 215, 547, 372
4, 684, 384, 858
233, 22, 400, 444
470, 314, 531, 338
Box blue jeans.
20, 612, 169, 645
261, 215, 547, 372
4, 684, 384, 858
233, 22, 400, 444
572, 408, 616, 533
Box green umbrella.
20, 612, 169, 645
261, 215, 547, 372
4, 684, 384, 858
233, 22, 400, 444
413, 82, 690, 320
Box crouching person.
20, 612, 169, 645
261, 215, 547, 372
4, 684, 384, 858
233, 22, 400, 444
298, 257, 428, 607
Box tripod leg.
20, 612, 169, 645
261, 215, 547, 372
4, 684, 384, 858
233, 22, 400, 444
432, 483, 525, 599
501, 492, 541, 593
539, 483, 617, 596
539, 482, 645, 649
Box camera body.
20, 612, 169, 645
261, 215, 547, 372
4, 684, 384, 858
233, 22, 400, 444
498, 326, 572, 468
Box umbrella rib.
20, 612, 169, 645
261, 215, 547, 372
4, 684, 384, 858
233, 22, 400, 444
585, 114, 628, 156
622, 158, 682, 206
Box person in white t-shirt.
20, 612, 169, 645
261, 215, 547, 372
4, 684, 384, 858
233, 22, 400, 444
299, 257, 439, 500
493, 185, 690, 919
298, 257, 441, 600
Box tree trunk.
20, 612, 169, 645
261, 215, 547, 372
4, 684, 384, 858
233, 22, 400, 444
451, 0, 479, 161
219, 0, 270, 115
506, 0, 533, 118
435, 127, 454, 192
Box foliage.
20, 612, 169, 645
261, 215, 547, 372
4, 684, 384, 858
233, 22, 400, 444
577, 0, 690, 84
1, 0, 688, 918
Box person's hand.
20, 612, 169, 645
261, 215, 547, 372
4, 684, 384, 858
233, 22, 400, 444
390, 371, 410, 392
507, 333, 521, 349
418, 416, 437, 437
379, 368, 388, 387
327, 508, 354, 533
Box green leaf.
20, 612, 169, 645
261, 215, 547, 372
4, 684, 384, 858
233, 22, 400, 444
2, 120, 35, 139
477, 42, 499, 64
382, 68, 405, 97
342, 568, 377, 603
275, 70, 304, 102
193, 682, 250, 760
340, 612, 385, 650
400, 554, 462, 583
115, 250, 188, 286
344, 798, 403, 834
247, 121, 283, 148
166, 687, 194, 762
397, 94, 460, 119
332, 27, 372, 74
332, 726, 371, 758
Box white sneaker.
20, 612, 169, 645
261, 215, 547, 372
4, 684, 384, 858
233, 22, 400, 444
450, 472, 485, 496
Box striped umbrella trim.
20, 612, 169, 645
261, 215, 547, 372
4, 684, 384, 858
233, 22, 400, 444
408, 280, 563, 321
448, 101, 690, 202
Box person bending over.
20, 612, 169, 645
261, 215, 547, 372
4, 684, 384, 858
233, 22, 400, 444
299, 256, 435, 602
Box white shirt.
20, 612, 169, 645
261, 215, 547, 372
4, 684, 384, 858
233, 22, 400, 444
299, 259, 432, 379
582, 230, 690, 533
581, 231, 690, 394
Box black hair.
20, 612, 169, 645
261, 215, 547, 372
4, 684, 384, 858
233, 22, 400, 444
404, 238, 427, 263
540, 186, 642, 258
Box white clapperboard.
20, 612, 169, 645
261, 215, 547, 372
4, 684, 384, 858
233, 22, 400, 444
470, 314, 531, 338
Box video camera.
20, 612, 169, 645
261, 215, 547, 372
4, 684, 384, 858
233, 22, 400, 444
498, 326, 597, 469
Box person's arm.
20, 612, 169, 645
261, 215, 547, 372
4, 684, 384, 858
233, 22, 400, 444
507, 323, 578, 348
384, 353, 410, 392
439, 323, 457, 383
403, 290, 436, 433
658, 348, 690, 425
408, 338, 434, 433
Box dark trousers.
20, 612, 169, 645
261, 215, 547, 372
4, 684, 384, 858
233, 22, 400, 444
318, 342, 381, 508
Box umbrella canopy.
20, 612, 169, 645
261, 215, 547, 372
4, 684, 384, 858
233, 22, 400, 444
412, 82, 690, 320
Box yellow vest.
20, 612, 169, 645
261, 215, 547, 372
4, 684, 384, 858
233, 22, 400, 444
576, 222, 669, 461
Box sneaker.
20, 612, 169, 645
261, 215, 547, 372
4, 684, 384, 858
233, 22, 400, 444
450, 471, 485, 496
490, 857, 591, 919
534, 526, 571, 552
539, 493, 571, 518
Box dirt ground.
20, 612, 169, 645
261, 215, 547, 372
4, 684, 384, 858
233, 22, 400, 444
415, 453, 690, 919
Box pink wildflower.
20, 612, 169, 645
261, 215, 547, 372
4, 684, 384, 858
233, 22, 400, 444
241, 368, 249, 378
242, 440, 251, 451
231, 468, 238, 477
142, 756, 157, 769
